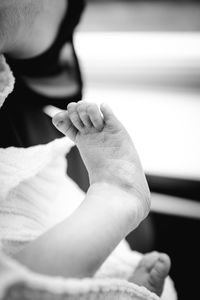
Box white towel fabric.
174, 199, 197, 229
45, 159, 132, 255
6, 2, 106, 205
0, 136, 84, 255
0, 251, 161, 300
0, 55, 177, 300
0, 243, 177, 300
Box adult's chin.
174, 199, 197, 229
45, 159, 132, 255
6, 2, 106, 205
0, 55, 15, 108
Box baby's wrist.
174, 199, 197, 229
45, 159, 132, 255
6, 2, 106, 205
88, 182, 147, 232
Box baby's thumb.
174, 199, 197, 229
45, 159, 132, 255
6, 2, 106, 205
52, 111, 77, 142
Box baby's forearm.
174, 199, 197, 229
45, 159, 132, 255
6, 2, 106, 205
14, 183, 137, 278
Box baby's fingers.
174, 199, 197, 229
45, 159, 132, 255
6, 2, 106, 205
52, 111, 77, 142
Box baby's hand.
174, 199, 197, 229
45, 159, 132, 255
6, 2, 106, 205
53, 101, 151, 229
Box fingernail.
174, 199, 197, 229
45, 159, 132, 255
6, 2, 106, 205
55, 120, 64, 128
52, 117, 64, 128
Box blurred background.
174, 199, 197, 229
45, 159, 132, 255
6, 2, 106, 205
71, 1, 200, 299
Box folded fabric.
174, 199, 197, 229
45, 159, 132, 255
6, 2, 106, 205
0, 252, 160, 300
0, 136, 82, 256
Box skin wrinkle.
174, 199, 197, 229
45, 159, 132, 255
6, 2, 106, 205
89, 158, 150, 216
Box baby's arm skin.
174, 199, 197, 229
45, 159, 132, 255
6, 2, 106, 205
14, 102, 151, 278
14, 183, 138, 278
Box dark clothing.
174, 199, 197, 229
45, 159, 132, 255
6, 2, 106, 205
0, 0, 85, 148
